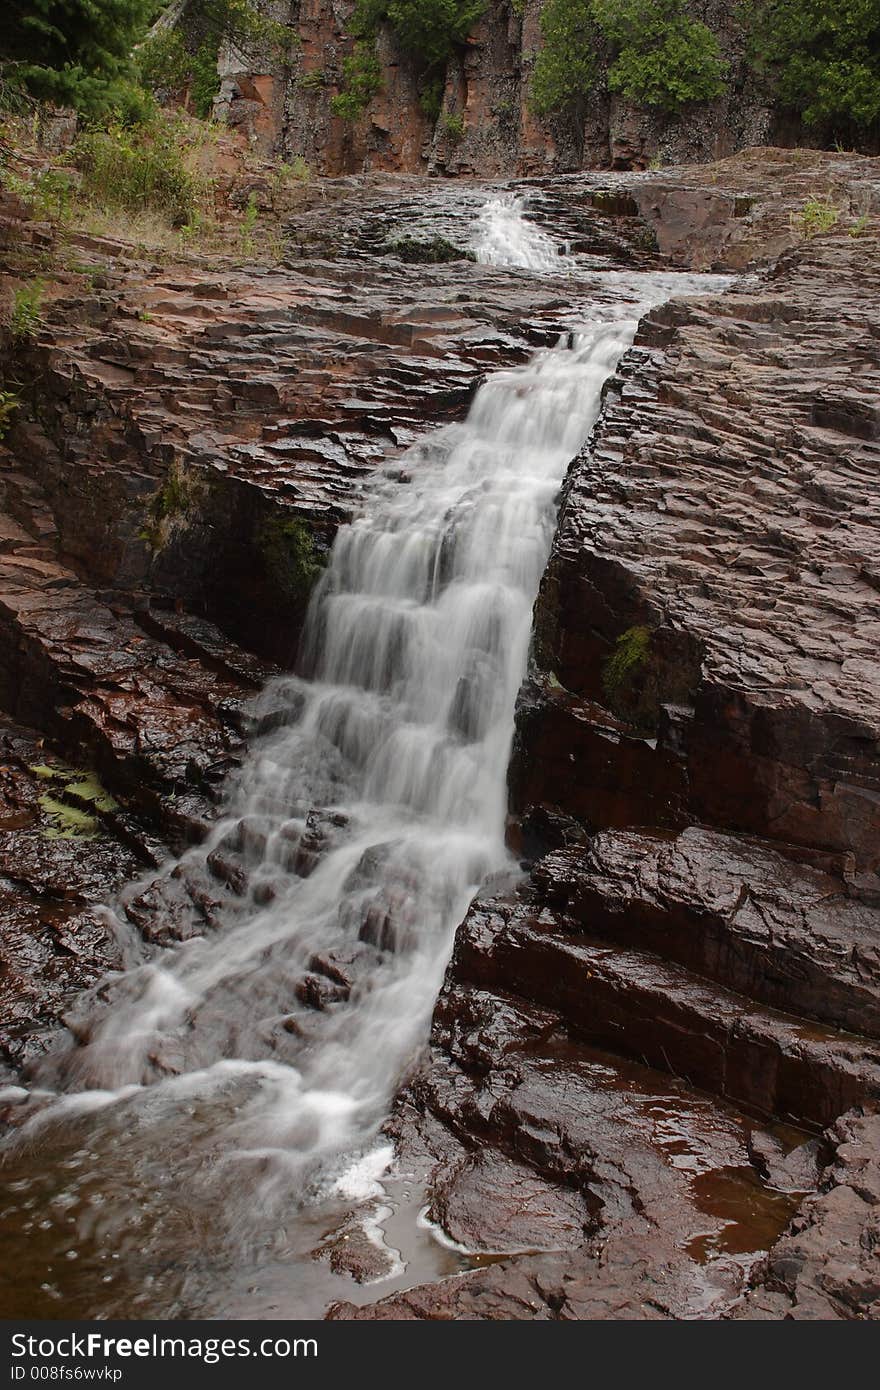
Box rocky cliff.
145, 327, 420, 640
219, 0, 774, 175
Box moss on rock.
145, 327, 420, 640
258, 515, 323, 606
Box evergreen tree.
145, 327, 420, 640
0, 0, 156, 115
747, 0, 880, 141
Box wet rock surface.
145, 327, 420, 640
733, 1107, 880, 1320
0, 720, 144, 1077
517, 229, 880, 876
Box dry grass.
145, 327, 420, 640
0, 109, 312, 270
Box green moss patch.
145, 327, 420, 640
258, 516, 323, 605
139, 460, 208, 552
385, 235, 477, 264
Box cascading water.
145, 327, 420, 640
0, 196, 726, 1318
472, 193, 563, 271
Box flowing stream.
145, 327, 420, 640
0, 197, 726, 1318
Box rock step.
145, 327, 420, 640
422, 985, 816, 1235
534, 827, 880, 1039
0, 545, 271, 842
0, 463, 59, 545
450, 899, 880, 1129
334, 985, 814, 1320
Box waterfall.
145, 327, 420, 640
0, 197, 727, 1315
472, 194, 563, 271
22, 324, 634, 1145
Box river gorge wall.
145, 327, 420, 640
216, 0, 788, 177
1, 146, 879, 1319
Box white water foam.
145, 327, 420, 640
473, 193, 563, 271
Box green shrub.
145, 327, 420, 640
744, 0, 880, 141
440, 111, 465, 143
33, 168, 78, 221
190, 41, 221, 119
531, 0, 599, 118
385, 234, 476, 262
849, 210, 872, 236
72, 121, 210, 226
259, 516, 322, 604
593, 0, 728, 110
335, 0, 486, 118
419, 78, 444, 121
602, 625, 651, 707
792, 195, 840, 237
0, 390, 19, 437
139, 2, 290, 118
531, 0, 727, 118
10, 279, 44, 341
4, 166, 79, 222
330, 41, 383, 120
288, 155, 310, 181
140, 461, 206, 550
0, 0, 155, 120
379, 0, 486, 68
137, 28, 191, 95
240, 190, 259, 256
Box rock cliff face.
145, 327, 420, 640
224, 1, 773, 176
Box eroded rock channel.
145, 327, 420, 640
1, 151, 879, 1321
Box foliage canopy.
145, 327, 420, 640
594, 0, 728, 110
746, 0, 880, 138
333, 0, 486, 121
530, 0, 728, 119
530, 0, 598, 119
0, 0, 156, 118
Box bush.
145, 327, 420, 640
531, 0, 727, 118
0, 0, 155, 120
330, 42, 383, 120
440, 111, 465, 143
190, 41, 222, 118
259, 516, 322, 605
385, 234, 476, 262
531, 0, 599, 119
380, 0, 486, 69
240, 189, 258, 255
0, 390, 20, 437
72, 121, 210, 225
137, 29, 192, 96
603, 625, 651, 700
419, 78, 444, 121
593, 0, 728, 110
334, 0, 486, 119
138, 2, 290, 119
745, 0, 880, 140
792, 195, 840, 237
10, 280, 44, 341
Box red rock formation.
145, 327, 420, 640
240, 0, 775, 176
3, 149, 880, 1318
